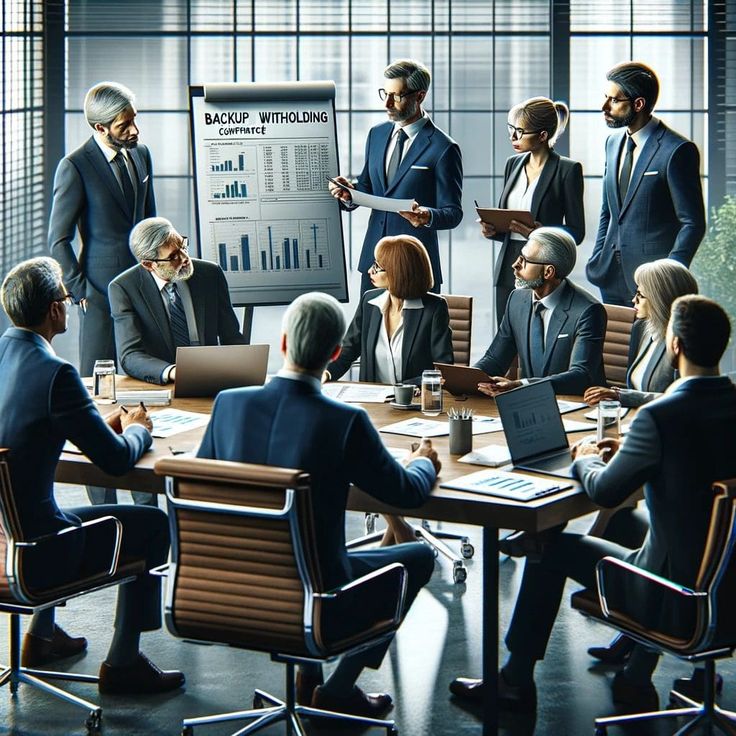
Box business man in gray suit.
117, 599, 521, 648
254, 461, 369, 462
451, 295, 736, 712
587, 62, 705, 306
474, 227, 606, 397
109, 217, 245, 385
49, 81, 156, 505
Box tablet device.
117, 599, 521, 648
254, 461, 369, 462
434, 363, 494, 397
475, 207, 534, 233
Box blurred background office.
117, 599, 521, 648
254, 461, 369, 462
2, 0, 734, 374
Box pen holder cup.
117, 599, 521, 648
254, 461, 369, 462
449, 416, 473, 455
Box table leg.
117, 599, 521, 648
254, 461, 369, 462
483, 526, 499, 736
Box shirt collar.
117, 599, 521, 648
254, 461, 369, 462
276, 367, 322, 392
393, 111, 429, 141
94, 133, 128, 163
16, 326, 56, 355
533, 279, 566, 312
148, 268, 171, 293
367, 289, 423, 312
629, 115, 659, 151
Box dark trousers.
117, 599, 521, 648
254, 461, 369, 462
70, 504, 169, 632
79, 289, 117, 378
506, 531, 632, 661
598, 253, 635, 307
342, 542, 435, 670
86, 486, 158, 507
494, 239, 524, 327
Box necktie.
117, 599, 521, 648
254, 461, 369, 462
386, 128, 408, 186
618, 136, 637, 204
530, 301, 547, 376
166, 283, 190, 348
113, 152, 136, 213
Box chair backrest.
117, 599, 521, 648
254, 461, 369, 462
441, 294, 473, 366
602, 304, 636, 388
156, 457, 324, 658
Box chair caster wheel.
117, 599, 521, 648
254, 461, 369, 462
253, 694, 265, 709
181, 727, 194, 736
461, 540, 474, 559
453, 564, 467, 584
85, 711, 102, 733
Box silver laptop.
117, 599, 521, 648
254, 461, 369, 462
173, 344, 269, 398
494, 380, 576, 479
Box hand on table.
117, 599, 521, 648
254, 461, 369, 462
407, 438, 441, 474
571, 437, 621, 463
583, 386, 618, 406
477, 377, 521, 397
119, 402, 154, 433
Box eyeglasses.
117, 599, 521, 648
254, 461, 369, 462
603, 94, 633, 106
53, 292, 86, 313
150, 238, 189, 263
516, 252, 548, 268
369, 260, 386, 273
634, 290, 647, 301
378, 88, 419, 104
507, 123, 541, 140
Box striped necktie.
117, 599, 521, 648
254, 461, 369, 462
165, 283, 190, 348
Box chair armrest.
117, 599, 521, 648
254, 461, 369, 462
315, 562, 408, 648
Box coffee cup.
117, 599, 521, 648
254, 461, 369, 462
393, 384, 414, 406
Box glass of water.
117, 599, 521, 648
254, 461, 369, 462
596, 399, 621, 442
421, 369, 443, 416
93, 359, 116, 404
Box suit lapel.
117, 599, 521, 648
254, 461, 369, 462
619, 124, 662, 218
401, 307, 422, 376
640, 339, 666, 390
530, 150, 559, 218
608, 133, 626, 219
541, 283, 572, 373
139, 269, 176, 358
499, 154, 527, 207
364, 298, 383, 379
84, 137, 133, 219
385, 122, 432, 195
129, 147, 148, 218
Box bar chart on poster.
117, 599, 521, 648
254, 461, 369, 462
189, 82, 348, 305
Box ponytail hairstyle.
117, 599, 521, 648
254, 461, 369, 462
508, 96, 570, 148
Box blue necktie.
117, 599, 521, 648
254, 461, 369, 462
166, 283, 190, 348
113, 152, 136, 213
530, 301, 546, 376
618, 135, 637, 204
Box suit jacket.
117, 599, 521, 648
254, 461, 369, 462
587, 120, 705, 296
350, 117, 463, 284
196, 376, 435, 590
0, 328, 151, 540
574, 377, 736, 617
326, 289, 453, 385
48, 136, 156, 374
108, 259, 246, 384
617, 318, 675, 407
475, 280, 606, 394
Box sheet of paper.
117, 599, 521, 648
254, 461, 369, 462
468, 415, 505, 435
557, 399, 588, 414
583, 407, 630, 421
322, 382, 393, 403
380, 418, 449, 438
458, 444, 512, 468
441, 468, 570, 501
563, 419, 595, 433
343, 186, 414, 213
150, 409, 211, 438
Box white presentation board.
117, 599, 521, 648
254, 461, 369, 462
189, 82, 348, 306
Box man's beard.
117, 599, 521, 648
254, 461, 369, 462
605, 108, 636, 129
515, 275, 545, 289
387, 97, 419, 123
105, 130, 138, 149
159, 260, 194, 283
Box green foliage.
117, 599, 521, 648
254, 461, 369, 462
691, 195, 736, 325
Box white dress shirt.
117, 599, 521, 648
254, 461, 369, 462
617, 115, 659, 180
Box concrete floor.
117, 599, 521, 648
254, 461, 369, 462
1, 487, 734, 736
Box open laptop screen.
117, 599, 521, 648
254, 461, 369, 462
495, 381, 569, 465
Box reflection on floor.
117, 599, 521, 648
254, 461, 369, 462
1, 487, 733, 735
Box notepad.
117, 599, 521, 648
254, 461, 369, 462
441, 469, 571, 501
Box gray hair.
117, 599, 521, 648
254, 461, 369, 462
130, 217, 179, 262
384, 59, 431, 92
84, 81, 136, 128
282, 292, 346, 371
529, 227, 577, 279
634, 259, 698, 340
1, 257, 63, 327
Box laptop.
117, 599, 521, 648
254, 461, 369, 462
494, 380, 576, 479
434, 363, 494, 396
173, 344, 269, 398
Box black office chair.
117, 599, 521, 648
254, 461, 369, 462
156, 456, 407, 736
571, 478, 736, 735
0, 449, 145, 734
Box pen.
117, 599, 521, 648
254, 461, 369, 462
120, 405, 129, 414
474, 199, 480, 209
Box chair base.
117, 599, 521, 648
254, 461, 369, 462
0, 614, 102, 733
181, 663, 397, 736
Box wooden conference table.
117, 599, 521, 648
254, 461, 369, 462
56, 377, 600, 736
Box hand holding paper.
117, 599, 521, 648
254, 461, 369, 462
398, 201, 431, 227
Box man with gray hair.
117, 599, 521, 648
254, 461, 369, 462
197, 291, 440, 717
48, 81, 156, 505
587, 61, 705, 305
109, 216, 245, 385
329, 58, 463, 294
474, 226, 607, 396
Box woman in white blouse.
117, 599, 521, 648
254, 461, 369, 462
481, 97, 585, 325
325, 234, 453, 386
585, 258, 699, 408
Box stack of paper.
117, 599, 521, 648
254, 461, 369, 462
323, 383, 393, 403
116, 389, 172, 406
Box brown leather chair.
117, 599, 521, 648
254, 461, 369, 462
0, 449, 144, 734
602, 304, 636, 388
571, 479, 736, 735
156, 456, 407, 736
441, 294, 473, 366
